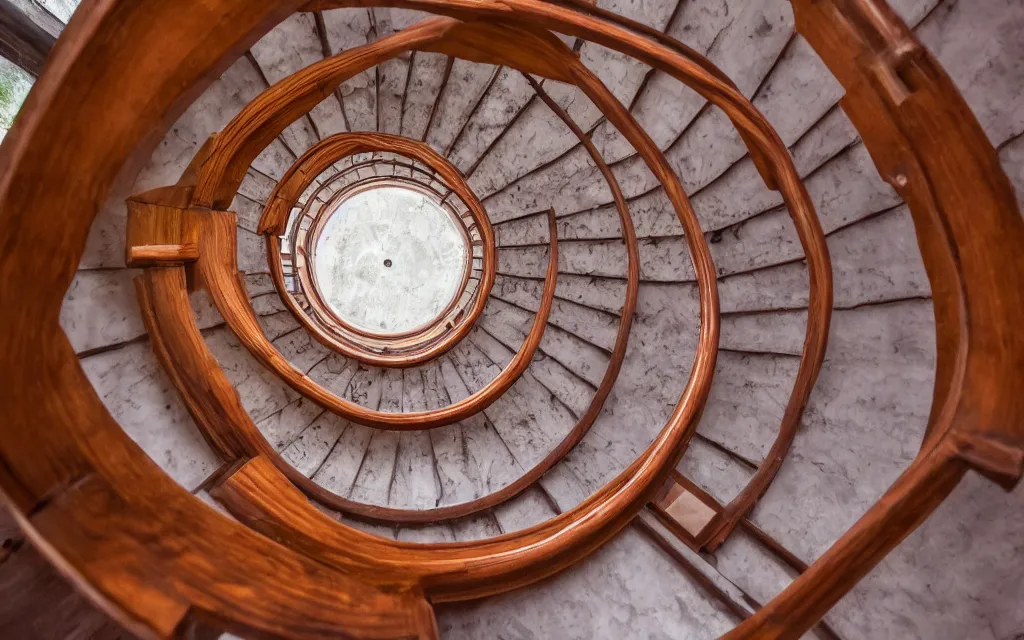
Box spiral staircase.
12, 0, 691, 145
0, 0, 1022, 638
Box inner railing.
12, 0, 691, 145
277, 152, 487, 360
0, 1, 1020, 640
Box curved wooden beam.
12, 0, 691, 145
724, 0, 1024, 636
340, 0, 832, 557
191, 16, 462, 210
0, 0, 439, 636
192, 201, 544, 430
258, 132, 495, 367
129, 12, 723, 605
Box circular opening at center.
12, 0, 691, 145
312, 185, 468, 335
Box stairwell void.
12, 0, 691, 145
0, 0, 1022, 638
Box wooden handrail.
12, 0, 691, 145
722, 0, 1024, 636
259, 132, 495, 368
129, 12, 726, 606
3, 0, 1014, 637
189, 204, 549, 430
0, 0, 437, 636
290, 179, 474, 345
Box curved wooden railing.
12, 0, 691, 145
262, 133, 493, 368
0, 0, 1020, 639
273, 163, 486, 363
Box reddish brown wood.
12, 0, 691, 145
190, 208, 541, 430
312, 10, 351, 132
127, 243, 199, 266
135, 0, 805, 592
251, 3, 1020, 635
0, 0, 440, 634
723, 0, 1024, 635
650, 471, 724, 550
4, 1, 1017, 637
257, 132, 495, 368
223, 48, 641, 521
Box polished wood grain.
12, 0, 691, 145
723, 0, 1024, 636
213, 2, 1018, 634
4, 0, 1018, 637
128, 243, 199, 266
192, 206, 544, 430
139, 197, 626, 525
258, 132, 495, 368
0, 0, 439, 635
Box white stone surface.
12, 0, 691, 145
425, 60, 498, 154
448, 67, 534, 172
321, 8, 376, 132
463, 333, 576, 471
314, 187, 467, 334
81, 342, 220, 491
679, 438, 755, 506
60, 269, 145, 354
251, 12, 346, 141
437, 526, 736, 639
400, 51, 449, 140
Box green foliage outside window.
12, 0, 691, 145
0, 58, 33, 140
